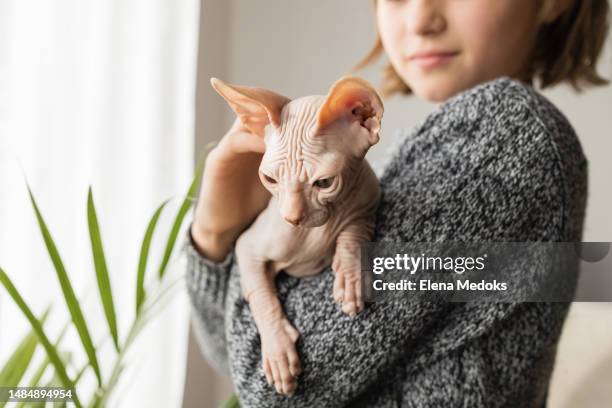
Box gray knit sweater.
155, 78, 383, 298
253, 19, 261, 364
183, 77, 587, 407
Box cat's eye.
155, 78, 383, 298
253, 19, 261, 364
314, 177, 334, 189
263, 174, 277, 184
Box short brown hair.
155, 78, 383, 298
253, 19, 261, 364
354, 0, 610, 98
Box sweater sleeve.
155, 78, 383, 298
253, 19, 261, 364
183, 225, 235, 375
225, 78, 585, 407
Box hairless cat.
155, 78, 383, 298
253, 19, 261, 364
210, 75, 383, 395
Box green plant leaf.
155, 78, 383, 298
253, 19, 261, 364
221, 393, 240, 408
0, 267, 81, 408
136, 199, 170, 315
157, 155, 207, 280
0, 330, 38, 392
24, 357, 49, 387
26, 184, 102, 387
87, 186, 119, 352
13, 317, 72, 408
90, 362, 124, 408
73, 361, 89, 385
39, 351, 72, 408
0, 307, 49, 384
0, 307, 51, 408
14, 357, 48, 408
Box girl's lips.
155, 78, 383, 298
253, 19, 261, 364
405, 51, 459, 69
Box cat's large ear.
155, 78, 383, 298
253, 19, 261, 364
316, 75, 384, 146
211, 78, 291, 137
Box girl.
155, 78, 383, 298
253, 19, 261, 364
186, 0, 609, 406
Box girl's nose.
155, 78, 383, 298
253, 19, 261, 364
406, 0, 446, 36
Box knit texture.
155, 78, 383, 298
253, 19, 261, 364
183, 77, 588, 407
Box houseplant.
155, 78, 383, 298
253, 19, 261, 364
0, 154, 207, 407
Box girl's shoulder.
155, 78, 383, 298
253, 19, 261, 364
412, 76, 587, 174
439, 77, 581, 146
377, 77, 588, 242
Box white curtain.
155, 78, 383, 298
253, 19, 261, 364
0, 1, 199, 406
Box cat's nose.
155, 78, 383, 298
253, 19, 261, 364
284, 216, 303, 226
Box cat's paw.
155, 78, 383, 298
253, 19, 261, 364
332, 261, 364, 316
260, 319, 301, 396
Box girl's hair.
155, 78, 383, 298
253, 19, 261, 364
355, 0, 610, 97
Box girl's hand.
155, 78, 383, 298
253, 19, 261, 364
191, 117, 271, 261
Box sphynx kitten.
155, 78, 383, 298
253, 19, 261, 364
210, 75, 383, 395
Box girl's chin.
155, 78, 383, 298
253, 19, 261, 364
411, 84, 458, 103
405, 75, 470, 103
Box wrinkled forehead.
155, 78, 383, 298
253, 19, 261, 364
277, 95, 327, 137
261, 95, 351, 175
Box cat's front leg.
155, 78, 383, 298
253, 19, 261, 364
332, 220, 374, 316
246, 282, 302, 396
236, 247, 302, 395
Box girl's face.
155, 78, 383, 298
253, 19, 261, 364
376, 0, 543, 102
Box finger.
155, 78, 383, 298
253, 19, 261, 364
277, 355, 294, 395
333, 273, 344, 303
343, 281, 357, 316
288, 351, 302, 378
263, 358, 273, 385
284, 376, 297, 396
355, 278, 364, 312
271, 361, 282, 394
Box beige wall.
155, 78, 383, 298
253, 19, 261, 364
185, 1, 612, 406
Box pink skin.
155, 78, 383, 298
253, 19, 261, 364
211, 76, 383, 395
375, 0, 570, 102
